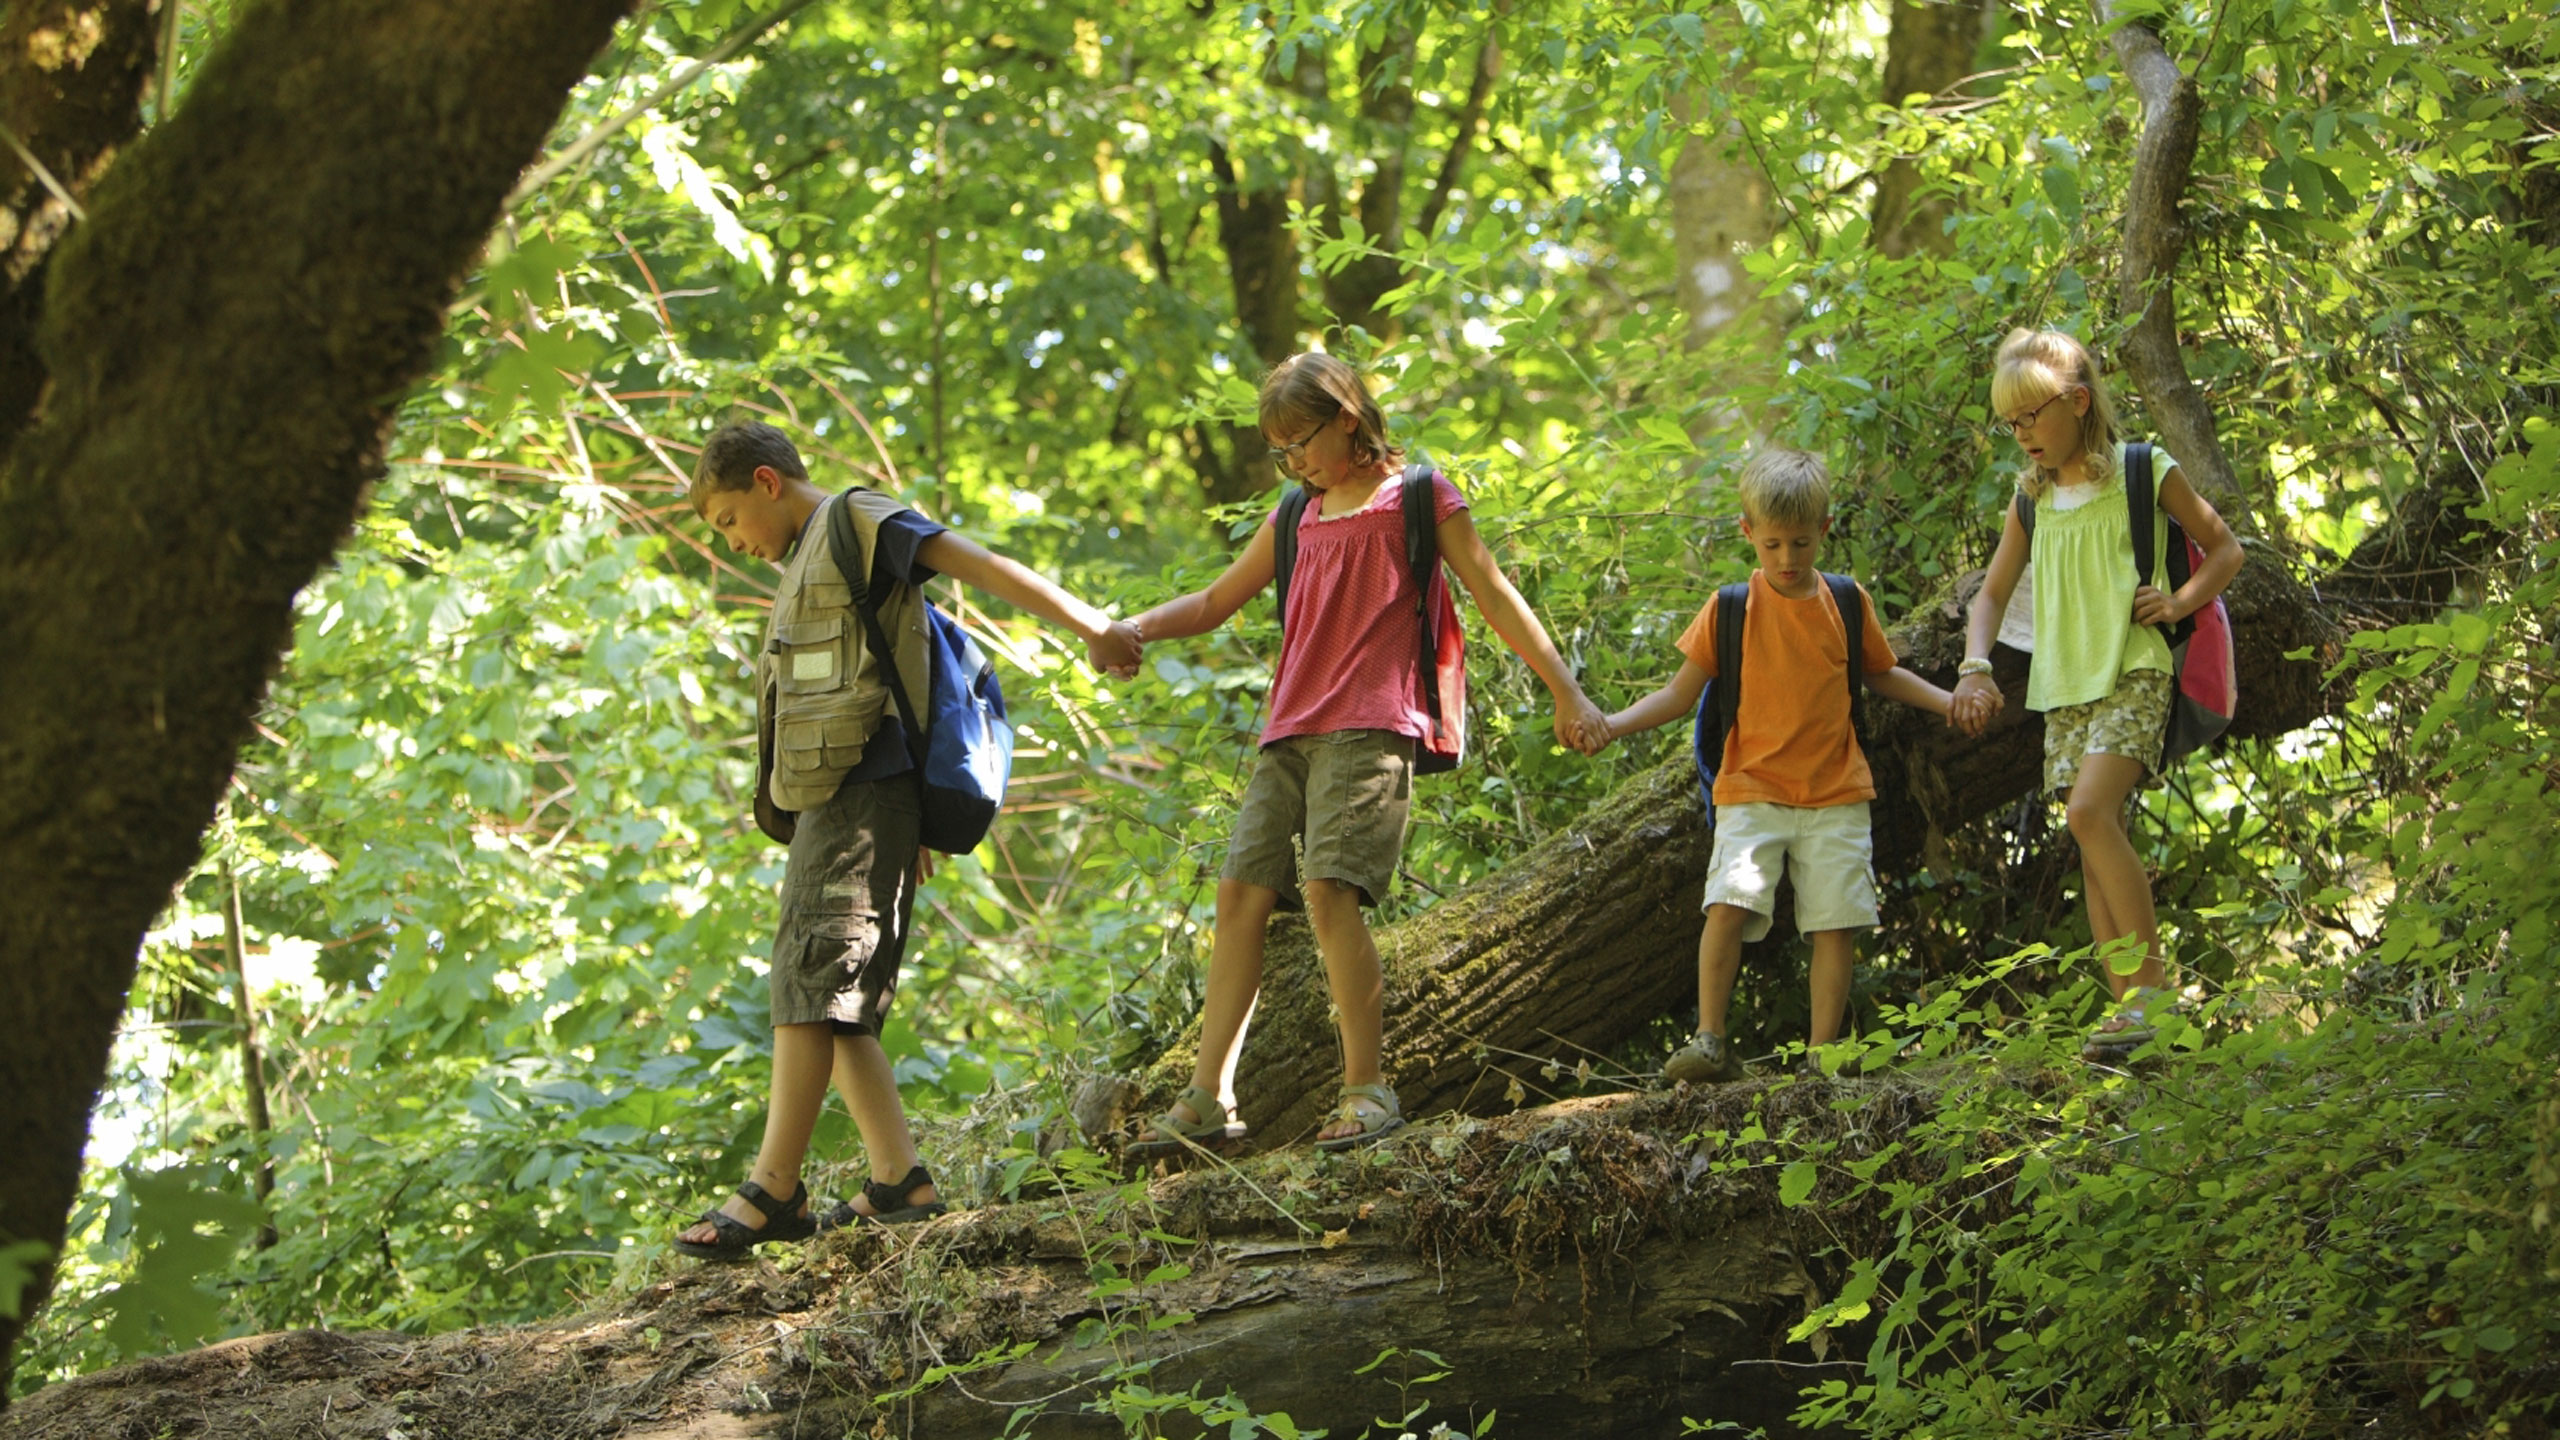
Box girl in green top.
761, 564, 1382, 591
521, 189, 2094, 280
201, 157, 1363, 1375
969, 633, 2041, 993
1949, 329, 2243, 1057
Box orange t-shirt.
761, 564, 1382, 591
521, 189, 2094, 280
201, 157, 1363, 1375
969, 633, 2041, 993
1676, 570, 1898, 809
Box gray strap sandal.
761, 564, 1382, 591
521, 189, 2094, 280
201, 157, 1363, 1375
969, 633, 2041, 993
1314, 1082, 1405, 1152
1128, 1084, 1244, 1159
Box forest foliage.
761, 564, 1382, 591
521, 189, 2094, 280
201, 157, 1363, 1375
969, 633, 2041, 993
11, 0, 2559, 1433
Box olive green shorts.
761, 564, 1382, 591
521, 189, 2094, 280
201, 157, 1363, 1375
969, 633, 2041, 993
770, 776, 920, 1032
2042, 668, 2173, 794
1221, 729, 1416, 909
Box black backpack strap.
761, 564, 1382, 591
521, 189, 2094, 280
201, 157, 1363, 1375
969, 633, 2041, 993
2013, 489, 2035, 541
1824, 573, 1871, 755
1715, 581, 1748, 742
1825, 574, 1864, 690
1399, 463, 1444, 729
827, 490, 927, 762
1271, 486, 1312, 630
2124, 442, 2157, 591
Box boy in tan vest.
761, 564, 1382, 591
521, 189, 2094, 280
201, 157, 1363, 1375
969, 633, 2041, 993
673, 421, 1139, 1258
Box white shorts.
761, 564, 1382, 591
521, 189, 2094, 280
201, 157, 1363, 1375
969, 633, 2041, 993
1702, 800, 1878, 943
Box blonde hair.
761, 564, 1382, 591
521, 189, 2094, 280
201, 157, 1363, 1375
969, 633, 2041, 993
1736, 447, 1832, 529
1990, 328, 2120, 500
1257, 352, 1403, 472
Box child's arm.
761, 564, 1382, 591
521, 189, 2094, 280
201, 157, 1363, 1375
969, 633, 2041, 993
1598, 660, 1712, 749
2135, 466, 2244, 627
1866, 665, 1955, 721
1953, 502, 2031, 736
917, 531, 1142, 675
1435, 509, 1608, 753
1125, 517, 1280, 643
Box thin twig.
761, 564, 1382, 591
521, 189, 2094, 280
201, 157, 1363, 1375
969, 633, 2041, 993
0, 120, 86, 222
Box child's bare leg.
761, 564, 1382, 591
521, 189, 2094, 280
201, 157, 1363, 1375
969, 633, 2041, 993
676, 1021, 831, 1243
1306, 878, 1386, 1142
1176, 877, 1280, 1123
1697, 904, 1755, 1036
2066, 753, 2164, 997
832, 1032, 935, 1213
1806, 929, 1855, 1046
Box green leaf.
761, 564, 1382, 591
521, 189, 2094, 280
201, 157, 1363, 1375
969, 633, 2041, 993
1779, 1160, 1819, 1208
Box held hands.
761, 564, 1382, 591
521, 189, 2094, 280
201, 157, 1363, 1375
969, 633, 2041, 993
1555, 690, 1613, 756
1087, 619, 1143, 679
2130, 585, 2187, 629
1948, 674, 2001, 738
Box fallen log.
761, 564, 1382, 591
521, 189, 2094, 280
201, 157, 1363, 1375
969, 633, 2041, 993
0, 1083, 1927, 1440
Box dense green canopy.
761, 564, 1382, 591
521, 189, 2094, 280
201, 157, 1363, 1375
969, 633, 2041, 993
6, 0, 2556, 1433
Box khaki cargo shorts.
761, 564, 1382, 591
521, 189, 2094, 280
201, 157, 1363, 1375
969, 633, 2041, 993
1221, 729, 1415, 909
770, 776, 921, 1033
2042, 667, 2172, 793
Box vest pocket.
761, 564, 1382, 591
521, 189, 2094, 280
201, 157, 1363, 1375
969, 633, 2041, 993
778, 709, 880, 777
773, 616, 850, 695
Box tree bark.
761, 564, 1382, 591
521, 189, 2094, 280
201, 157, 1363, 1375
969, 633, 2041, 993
1869, 0, 1991, 259
0, 0, 634, 1392
1141, 554, 2344, 1147
0, 0, 157, 453
1667, 78, 1782, 458
2102, 2, 2243, 507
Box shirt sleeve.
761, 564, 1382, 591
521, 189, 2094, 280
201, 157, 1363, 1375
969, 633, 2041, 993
1674, 598, 1721, 677
1429, 471, 1469, 524
1855, 584, 1898, 674
2147, 445, 2182, 499
867, 507, 948, 591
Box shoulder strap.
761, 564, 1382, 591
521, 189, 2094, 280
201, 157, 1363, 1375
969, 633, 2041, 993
1824, 574, 1864, 691
2013, 489, 2035, 542
829, 490, 927, 752
1825, 573, 1872, 754
1271, 486, 1312, 630
2124, 442, 2157, 590
1400, 462, 1445, 727
1715, 581, 1748, 738
1399, 462, 1437, 605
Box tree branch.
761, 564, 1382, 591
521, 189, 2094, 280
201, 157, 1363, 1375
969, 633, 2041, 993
1414, 30, 1499, 241
2102, 1, 2245, 512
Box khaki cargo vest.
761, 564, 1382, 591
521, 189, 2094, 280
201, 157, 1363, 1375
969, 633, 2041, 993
756, 490, 933, 816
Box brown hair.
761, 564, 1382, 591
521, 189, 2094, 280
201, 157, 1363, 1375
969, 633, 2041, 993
1991, 328, 2120, 500
690, 420, 807, 513
1256, 352, 1403, 472
1736, 447, 1832, 529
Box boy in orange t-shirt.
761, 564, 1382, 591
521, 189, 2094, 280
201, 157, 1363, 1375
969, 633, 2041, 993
1588, 449, 1956, 1082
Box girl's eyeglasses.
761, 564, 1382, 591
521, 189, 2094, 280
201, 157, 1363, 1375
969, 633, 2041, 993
1997, 387, 2082, 438
1267, 416, 1329, 465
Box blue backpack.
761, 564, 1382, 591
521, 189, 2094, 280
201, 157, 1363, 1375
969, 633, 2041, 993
829, 493, 1015, 854
1691, 574, 1868, 832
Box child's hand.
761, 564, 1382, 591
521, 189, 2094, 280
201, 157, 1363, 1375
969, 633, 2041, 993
1556, 692, 1610, 755
1088, 620, 1143, 679
1949, 676, 2000, 736
2130, 585, 2185, 628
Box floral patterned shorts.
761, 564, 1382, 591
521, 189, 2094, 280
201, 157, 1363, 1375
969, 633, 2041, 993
2042, 668, 2173, 794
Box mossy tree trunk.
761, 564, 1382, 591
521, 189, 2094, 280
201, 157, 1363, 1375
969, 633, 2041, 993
0, 0, 633, 1393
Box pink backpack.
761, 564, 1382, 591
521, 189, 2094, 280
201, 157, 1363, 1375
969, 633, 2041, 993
2014, 442, 2234, 765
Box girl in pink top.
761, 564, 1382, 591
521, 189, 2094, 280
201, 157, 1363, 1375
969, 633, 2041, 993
1127, 354, 1604, 1152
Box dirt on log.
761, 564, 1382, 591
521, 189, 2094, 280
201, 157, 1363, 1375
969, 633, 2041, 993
0, 1078, 1938, 1440
1141, 548, 2341, 1147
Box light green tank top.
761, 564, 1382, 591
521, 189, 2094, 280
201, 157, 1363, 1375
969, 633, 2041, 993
2024, 442, 2176, 712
